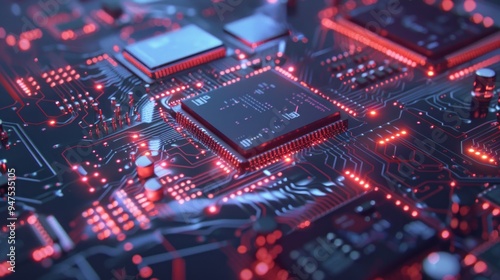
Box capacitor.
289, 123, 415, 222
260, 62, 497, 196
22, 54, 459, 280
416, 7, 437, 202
114, 103, 121, 119
144, 177, 163, 201
135, 154, 154, 178
422, 252, 460, 280
472, 68, 496, 100
125, 112, 131, 126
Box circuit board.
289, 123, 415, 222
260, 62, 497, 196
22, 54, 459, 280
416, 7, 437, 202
0, 0, 499, 279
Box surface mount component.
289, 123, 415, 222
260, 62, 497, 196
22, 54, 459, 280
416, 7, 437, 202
123, 25, 226, 79
176, 70, 347, 169
224, 13, 289, 47
332, 0, 500, 72
471, 68, 496, 101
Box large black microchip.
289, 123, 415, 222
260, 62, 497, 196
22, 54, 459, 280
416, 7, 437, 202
176, 70, 347, 169
348, 1, 498, 60
181, 71, 341, 158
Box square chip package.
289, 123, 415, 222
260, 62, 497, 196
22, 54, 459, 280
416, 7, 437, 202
224, 14, 289, 47
175, 70, 347, 169
123, 25, 226, 79
348, 1, 498, 60
334, 0, 500, 71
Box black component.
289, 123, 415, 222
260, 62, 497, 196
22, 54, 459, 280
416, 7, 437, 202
478, 242, 500, 272
482, 186, 500, 207
277, 191, 438, 280
355, 77, 369, 87
224, 14, 289, 47
473, 68, 496, 94
348, 0, 498, 60
450, 189, 479, 236
353, 55, 368, 63
0, 175, 7, 196
373, 69, 386, 79
102, 0, 123, 19
181, 70, 341, 158
329, 63, 346, 72
471, 69, 496, 116
56, 18, 86, 32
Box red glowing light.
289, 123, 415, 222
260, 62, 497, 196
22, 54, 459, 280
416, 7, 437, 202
427, 70, 435, 77
464, 1, 476, 12
238, 53, 246, 60
207, 205, 218, 214
237, 245, 247, 254
18, 39, 31, 51
240, 269, 253, 280
49, 120, 56, 126
441, 0, 453, 11
473, 261, 488, 274
95, 84, 103, 90
472, 13, 483, 24
5, 35, 16, 46
255, 262, 269, 276
287, 66, 295, 72
369, 110, 377, 116
483, 17, 494, 28
464, 254, 477, 266
139, 267, 153, 278
440, 230, 450, 239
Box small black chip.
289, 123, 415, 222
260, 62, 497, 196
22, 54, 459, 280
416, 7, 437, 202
176, 70, 347, 169
348, 1, 498, 60
478, 242, 500, 272
482, 186, 500, 207
123, 25, 226, 79
224, 14, 289, 47
56, 18, 87, 32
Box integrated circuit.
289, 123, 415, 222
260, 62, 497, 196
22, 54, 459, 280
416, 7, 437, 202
277, 191, 439, 279
224, 14, 289, 47
122, 25, 226, 79
335, 0, 500, 71
175, 70, 347, 169
480, 185, 500, 207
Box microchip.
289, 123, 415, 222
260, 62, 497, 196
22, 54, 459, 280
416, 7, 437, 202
481, 185, 500, 207
348, 1, 497, 59
176, 70, 347, 169
224, 14, 289, 47
56, 18, 87, 32
338, 0, 500, 71
277, 191, 438, 279
478, 242, 500, 272
123, 25, 226, 79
